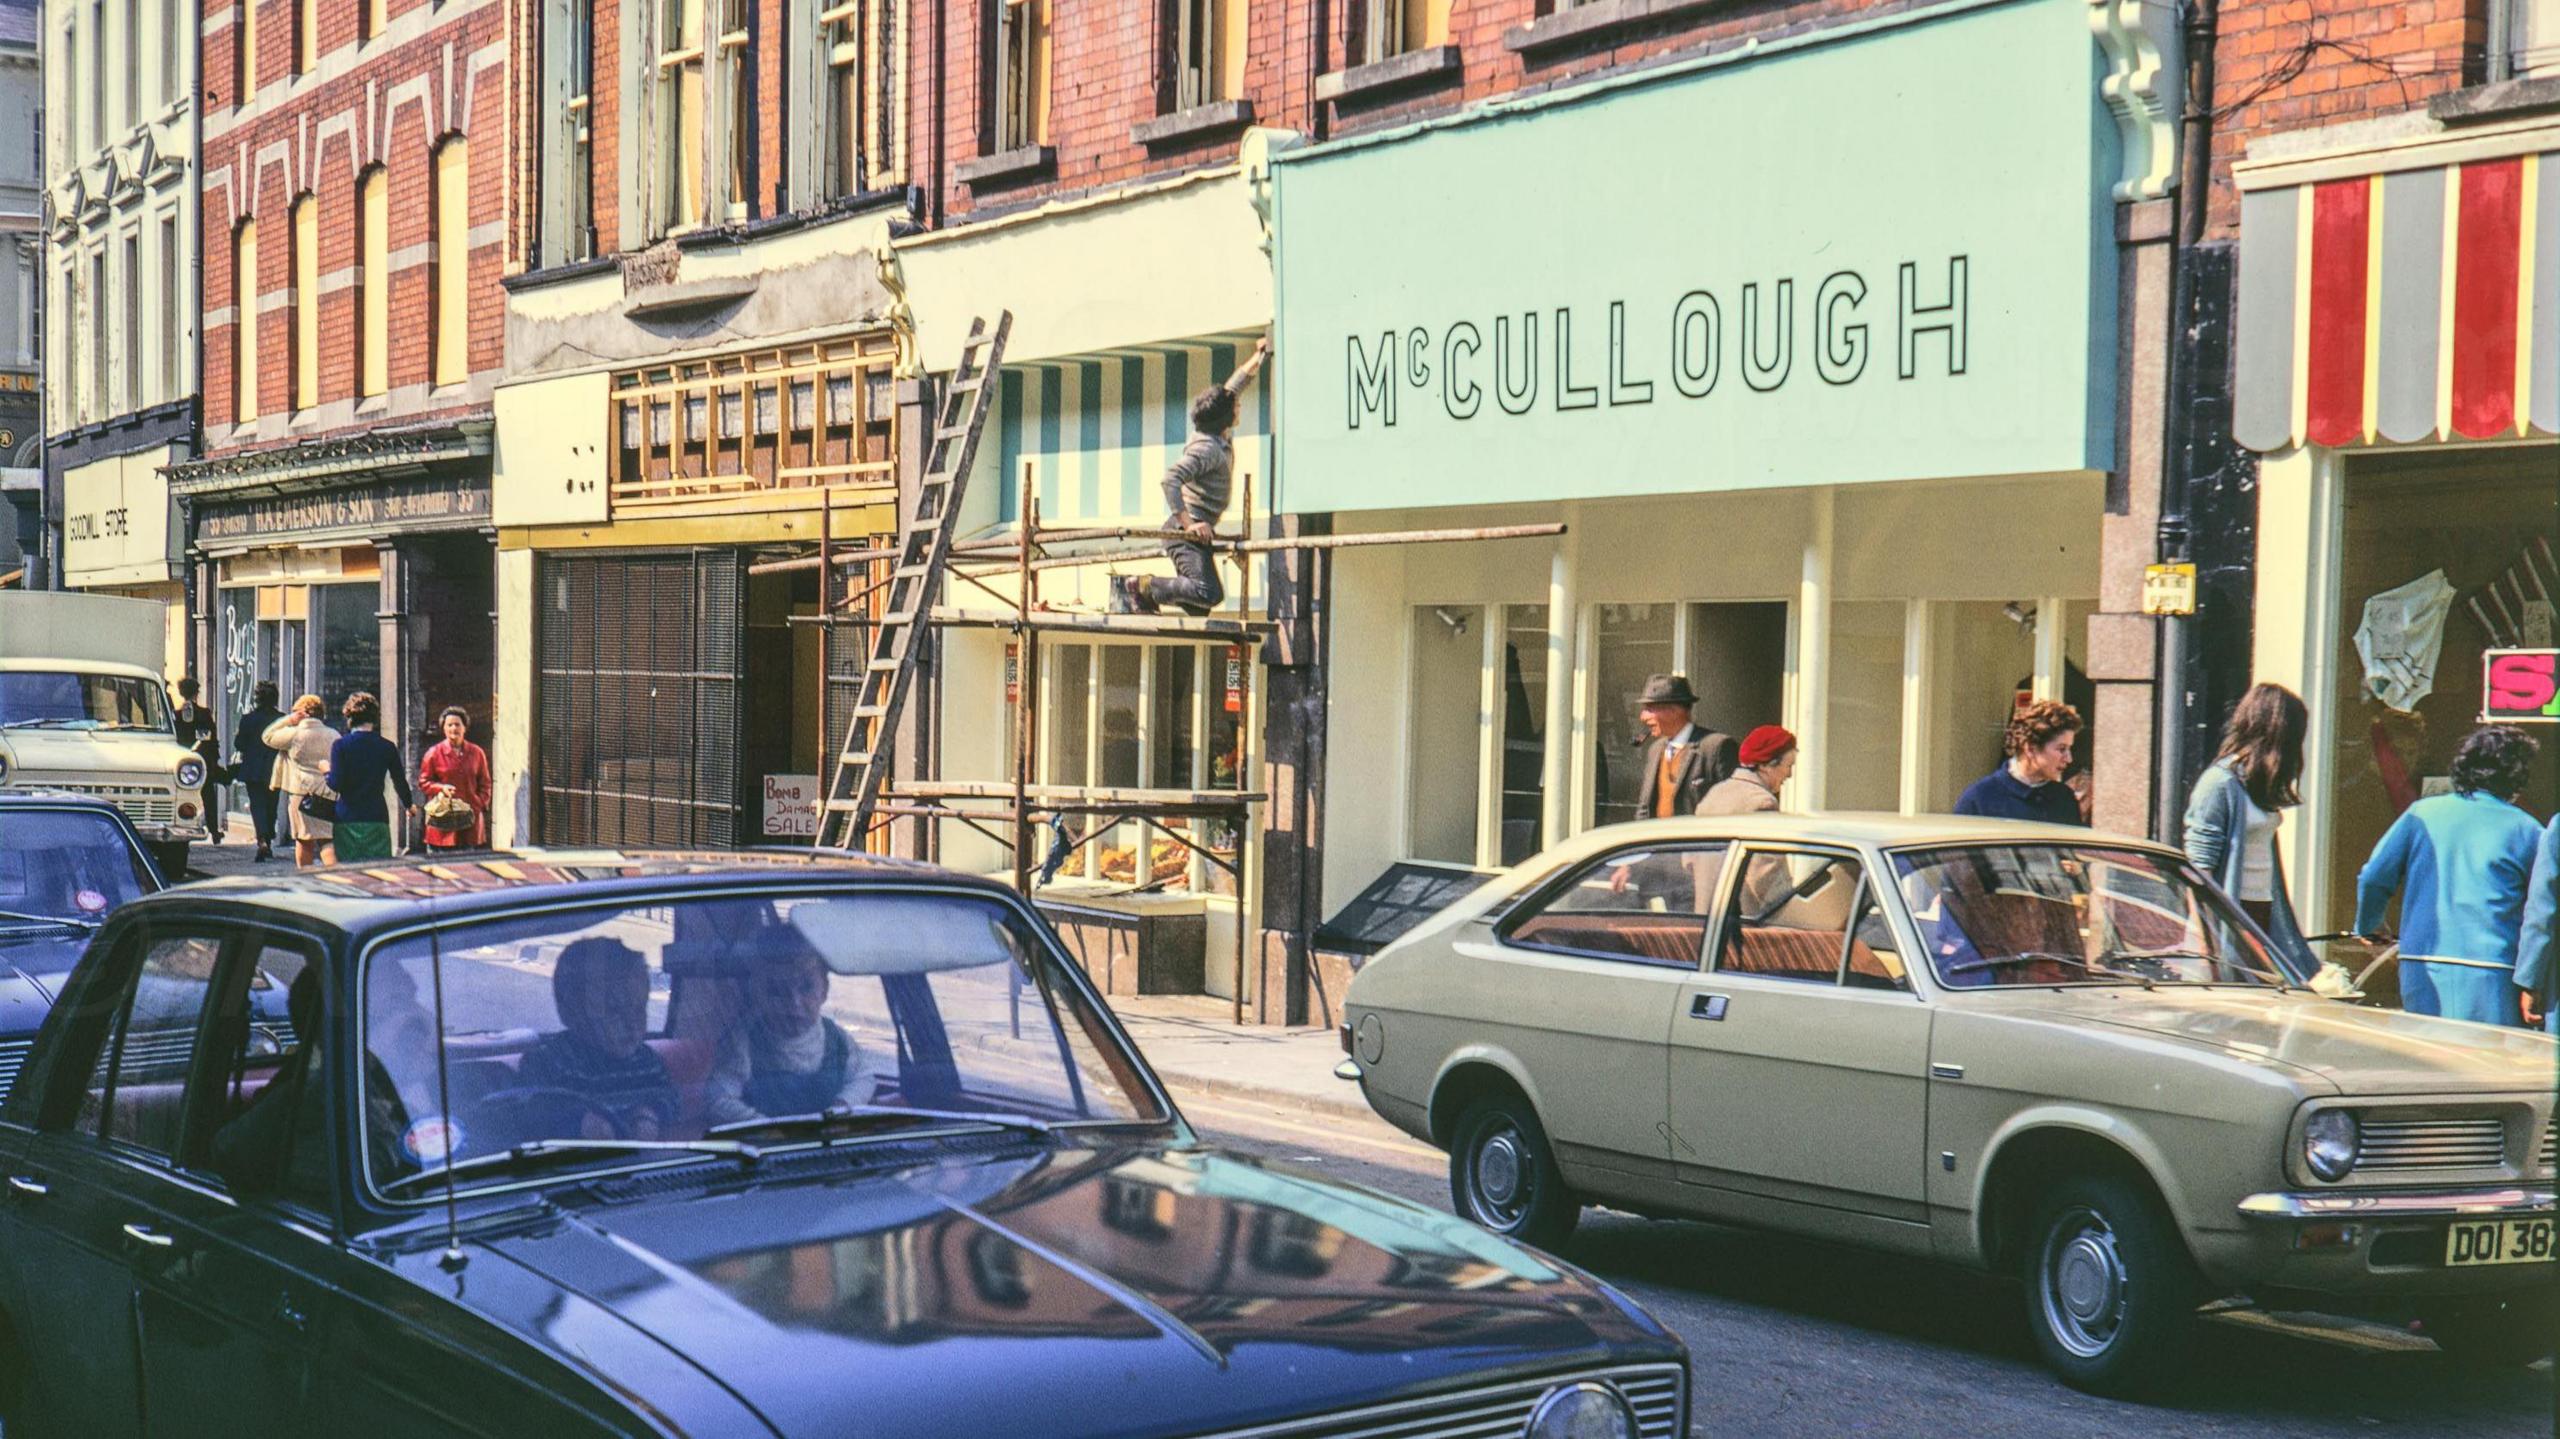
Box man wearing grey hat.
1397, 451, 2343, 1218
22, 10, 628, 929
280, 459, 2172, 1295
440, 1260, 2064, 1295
1632, 673, 1738, 820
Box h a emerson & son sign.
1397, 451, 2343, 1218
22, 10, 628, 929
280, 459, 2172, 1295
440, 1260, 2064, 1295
198, 474, 493, 546
1341, 256, 1972, 430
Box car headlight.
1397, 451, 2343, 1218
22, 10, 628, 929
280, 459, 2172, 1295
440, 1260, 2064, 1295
2305, 1109, 2359, 1182
1526, 1383, 1636, 1439
175, 757, 206, 790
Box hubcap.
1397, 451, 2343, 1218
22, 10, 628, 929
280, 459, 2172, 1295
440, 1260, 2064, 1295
1468, 1120, 1532, 1227
2039, 1207, 2129, 1359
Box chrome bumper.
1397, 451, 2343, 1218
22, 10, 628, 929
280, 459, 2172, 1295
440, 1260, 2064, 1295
2238, 1187, 2556, 1221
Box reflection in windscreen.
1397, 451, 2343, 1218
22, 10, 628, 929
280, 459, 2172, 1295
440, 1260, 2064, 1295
0, 811, 153, 919
361, 889, 1160, 1196
1893, 845, 2284, 991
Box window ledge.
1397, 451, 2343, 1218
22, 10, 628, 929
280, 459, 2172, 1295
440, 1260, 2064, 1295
1132, 99, 1256, 149
1317, 46, 1463, 105
2428, 72, 2560, 126
1504, 0, 1722, 59
956, 145, 1056, 188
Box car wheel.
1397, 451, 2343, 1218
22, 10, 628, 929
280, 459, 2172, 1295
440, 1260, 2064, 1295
2021, 1173, 2200, 1396
1447, 1094, 1578, 1251
2419, 1291, 2560, 1368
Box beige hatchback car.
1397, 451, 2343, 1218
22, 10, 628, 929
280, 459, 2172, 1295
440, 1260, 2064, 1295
1338, 815, 2560, 1395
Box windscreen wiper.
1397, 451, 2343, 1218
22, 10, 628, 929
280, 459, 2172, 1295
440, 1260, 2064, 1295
2094, 948, 2291, 993
1941, 949, 2121, 981
379, 1137, 764, 1195
705, 1103, 1058, 1143
0, 909, 99, 930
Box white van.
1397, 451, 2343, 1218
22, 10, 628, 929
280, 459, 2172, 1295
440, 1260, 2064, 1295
0, 592, 210, 873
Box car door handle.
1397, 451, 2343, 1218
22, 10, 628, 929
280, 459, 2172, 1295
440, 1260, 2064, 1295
272, 1294, 308, 1333
5, 1175, 47, 1199
1930, 1063, 1965, 1080
1689, 993, 1730, 1021
120, 1222, 175, 1249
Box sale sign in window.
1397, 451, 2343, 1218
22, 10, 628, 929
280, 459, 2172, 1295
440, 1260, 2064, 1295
2484, 650, 2560, 723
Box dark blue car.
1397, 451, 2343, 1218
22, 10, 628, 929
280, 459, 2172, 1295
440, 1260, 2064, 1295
0, 851, 1684, 1438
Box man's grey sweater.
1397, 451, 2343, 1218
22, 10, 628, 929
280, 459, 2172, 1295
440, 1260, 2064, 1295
1161, 432, 1234, 528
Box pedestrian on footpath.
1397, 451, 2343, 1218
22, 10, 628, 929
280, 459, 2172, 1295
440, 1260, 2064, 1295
1114, 338, 1271, 616
324, 692, 417, 863
2512, 812, 2560, 1033
172, 677, 228, 846
231, 681, 284, 862
1699, 725, 1796, 815
2355, 725, 2543, 1025
418, 705, 492, 851
1953, 700, 2087, 825
1630, 674, 1738, 818
2180, 683, 2320, 982
265, 695, 338, 868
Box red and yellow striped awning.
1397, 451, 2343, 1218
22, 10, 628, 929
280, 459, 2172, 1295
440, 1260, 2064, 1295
2234, 130, 2560, 452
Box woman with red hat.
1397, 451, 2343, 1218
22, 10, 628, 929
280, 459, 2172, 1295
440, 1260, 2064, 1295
1700, 725, 1797, 815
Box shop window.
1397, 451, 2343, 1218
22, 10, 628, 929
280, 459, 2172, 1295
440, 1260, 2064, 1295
1497, 605, 1549, 865
1356, 0, 1447, 66
232, 221, 257, 424
539, 0, 595, 264
315, 585, 380, 733
1166, 0, 1245, 110
1590, 604, 1675, 828
238, 0, 257, 107
610, 336, 898, 501
823, 0, 904, 197
1825, 600, 1906, 813
654, 0, 707, 234
2503, 0, 2560, 78
356, 167, 387, 398
717, 0, 752, 222
291, 193, 318, 412
431, 137, 468, 387
1039, 639, 1243, 891
988, 0, 1048, 152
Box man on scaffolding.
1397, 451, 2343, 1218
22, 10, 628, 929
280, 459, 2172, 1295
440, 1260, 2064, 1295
1112, 337, 1271, 616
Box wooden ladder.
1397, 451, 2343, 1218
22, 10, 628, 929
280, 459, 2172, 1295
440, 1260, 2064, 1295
818, 311, 1011, 850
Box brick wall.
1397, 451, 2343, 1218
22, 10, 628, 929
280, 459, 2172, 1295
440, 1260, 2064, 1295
2203, 0, 2484, 238
200, 0, 510, 452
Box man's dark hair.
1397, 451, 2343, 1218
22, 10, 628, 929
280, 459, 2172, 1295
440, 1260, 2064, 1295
1190, 385, 1237, 436
253, 680, 279, 705
2450, 724, 2539, 799
176, 676, 199, 697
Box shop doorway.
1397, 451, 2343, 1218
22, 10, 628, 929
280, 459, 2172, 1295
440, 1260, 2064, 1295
401, 535, 497, 757
1591, 601, 1788, 827
742, 566, 833, 847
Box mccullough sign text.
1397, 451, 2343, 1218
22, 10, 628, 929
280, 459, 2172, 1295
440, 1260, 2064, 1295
1343, 259, 1969, 430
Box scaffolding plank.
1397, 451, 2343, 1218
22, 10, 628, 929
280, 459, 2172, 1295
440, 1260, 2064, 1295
928, 606, 1276, 640
900, 782, 1264, 806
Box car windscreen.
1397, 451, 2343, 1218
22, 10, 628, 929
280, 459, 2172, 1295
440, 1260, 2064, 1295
359, 888, 1166, 1200
0, 672, 173, 732
0, 810, 154, 921
1892, 844, 2288, 991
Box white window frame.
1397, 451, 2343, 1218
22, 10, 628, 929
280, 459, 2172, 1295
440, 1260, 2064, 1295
2502, 0, 2560, 79
538, 0, 595, 264
1035, 637, 1249, 893
990, 0, 1044, 153
652, 0, 707, 235
819, 0, 904, 198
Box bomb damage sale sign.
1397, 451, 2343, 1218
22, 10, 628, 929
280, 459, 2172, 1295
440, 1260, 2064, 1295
2484, 650, 2560, 723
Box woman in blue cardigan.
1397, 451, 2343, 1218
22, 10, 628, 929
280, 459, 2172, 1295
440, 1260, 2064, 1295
2356, 725, 2544, 1025
2182, 684, 2319, 982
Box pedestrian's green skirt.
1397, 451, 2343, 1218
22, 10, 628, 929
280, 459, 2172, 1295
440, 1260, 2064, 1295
334, 821, 392, 861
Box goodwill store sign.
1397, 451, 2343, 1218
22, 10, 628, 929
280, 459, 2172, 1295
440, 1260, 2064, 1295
1270, 0, 2119, 513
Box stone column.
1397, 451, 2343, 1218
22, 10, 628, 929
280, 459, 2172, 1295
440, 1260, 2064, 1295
2088, 198, 2175, 837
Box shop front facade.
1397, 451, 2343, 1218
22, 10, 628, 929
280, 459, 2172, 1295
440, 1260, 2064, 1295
2234, 114, 2560, 943
491, 213, 911, 850
895, 159, 1282, 1007
1270, 0, 2125, 914
169, 432, 498, 805
51, 422, 190, 673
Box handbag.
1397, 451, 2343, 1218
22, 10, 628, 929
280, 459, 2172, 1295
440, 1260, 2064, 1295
298, 790, 335, 822
424, 791, 477, 835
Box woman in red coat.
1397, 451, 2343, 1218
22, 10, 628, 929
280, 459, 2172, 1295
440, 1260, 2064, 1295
418, 705, 492, 850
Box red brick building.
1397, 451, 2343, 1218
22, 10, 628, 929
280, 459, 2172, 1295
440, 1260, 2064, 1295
2196, 0, 2560, 951
175, 0, 510, 807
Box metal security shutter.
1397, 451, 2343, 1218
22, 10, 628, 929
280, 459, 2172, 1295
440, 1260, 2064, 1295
535, 550, 746, 847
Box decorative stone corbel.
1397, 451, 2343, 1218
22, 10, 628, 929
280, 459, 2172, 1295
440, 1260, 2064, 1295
1239, 126, 1305, 261
871, 219, 919, 381
2090, 0, 2182, 203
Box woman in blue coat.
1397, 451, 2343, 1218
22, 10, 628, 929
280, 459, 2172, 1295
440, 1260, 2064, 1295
2514, 814, 2560, 1033
2182, 684, 2319, 982
2355, 725, 2544, 1025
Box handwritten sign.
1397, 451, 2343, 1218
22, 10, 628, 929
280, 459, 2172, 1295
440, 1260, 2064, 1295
2482, 650, 2560, 724
762, 773, 819, 837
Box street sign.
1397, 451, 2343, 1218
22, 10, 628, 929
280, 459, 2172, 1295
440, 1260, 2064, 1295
2483, 649, 2560, 723
2142, 563, 2198, 616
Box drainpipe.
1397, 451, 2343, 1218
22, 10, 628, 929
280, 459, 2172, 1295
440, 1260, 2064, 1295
2152, 0, 2218, 843
931, 0, 948, 229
